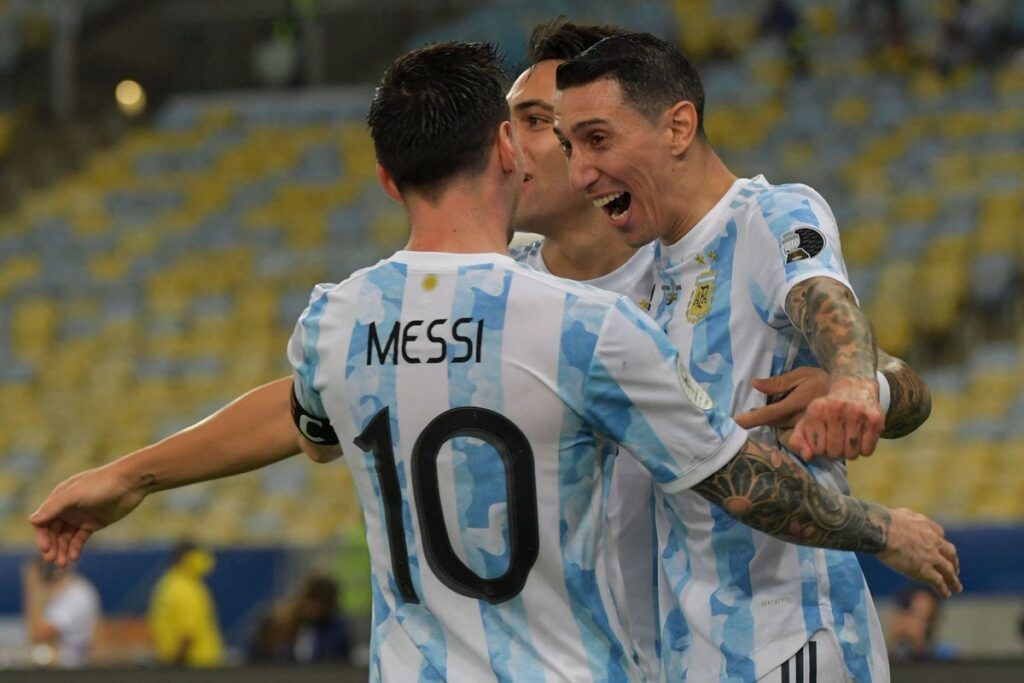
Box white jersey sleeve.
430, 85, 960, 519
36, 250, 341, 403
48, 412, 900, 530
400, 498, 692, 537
745, 183, 855, 320
581, 297, 748, 493
288, 283, 339, 441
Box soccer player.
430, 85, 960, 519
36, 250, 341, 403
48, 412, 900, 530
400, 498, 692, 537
32, 40, 958, 682
511, 18, 933, 679
553, 31, 934, 681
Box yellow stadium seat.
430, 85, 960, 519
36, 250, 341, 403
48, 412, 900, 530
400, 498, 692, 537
893, 192, 940, 223
832, 98, 870, 126
0, 256, 40, 297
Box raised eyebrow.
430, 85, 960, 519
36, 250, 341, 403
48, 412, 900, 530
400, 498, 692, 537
513, 99, 555, 113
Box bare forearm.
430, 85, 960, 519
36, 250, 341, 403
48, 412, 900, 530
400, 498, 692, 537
110, 377, 300, 495
786, 277, 877, 381
692, 438, 890, 553
877, 350, 932, 438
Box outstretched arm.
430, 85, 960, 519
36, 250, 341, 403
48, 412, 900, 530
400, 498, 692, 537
691, 436, 961, 597
30, 377, 300, 566
784, 276, 884, 459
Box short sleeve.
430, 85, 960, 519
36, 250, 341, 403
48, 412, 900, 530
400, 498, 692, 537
582, 298, 748, 493
746, 184, 856, 320
43, 581, 99, 636
287, 284, 333, 420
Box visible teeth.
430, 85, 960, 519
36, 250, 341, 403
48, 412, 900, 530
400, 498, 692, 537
592, 191, 623, 209
610, 205, 629, 220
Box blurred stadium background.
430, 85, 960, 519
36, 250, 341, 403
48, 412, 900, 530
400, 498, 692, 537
0, 0, 1022, 678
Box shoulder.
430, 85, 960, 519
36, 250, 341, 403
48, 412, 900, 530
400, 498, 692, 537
505, 259, 623, 308
730, 178, 837, 246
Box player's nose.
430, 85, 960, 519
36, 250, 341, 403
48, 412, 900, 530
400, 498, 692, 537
567, 152, 599, 194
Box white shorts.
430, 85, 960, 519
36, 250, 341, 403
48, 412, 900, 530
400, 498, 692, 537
758, 630, 849, 683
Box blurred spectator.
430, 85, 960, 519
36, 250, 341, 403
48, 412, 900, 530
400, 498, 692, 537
887, 585, 958, 660
936, 0, 993, 74
148, 542, 224, 667
21, 560, 101, 667
253, 18, 299, 87
759, 0, 809, 74
249, 574, 350, 664
854, 0, 909, 67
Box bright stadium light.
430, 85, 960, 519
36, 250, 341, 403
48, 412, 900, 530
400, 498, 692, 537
115, 79, 146, 117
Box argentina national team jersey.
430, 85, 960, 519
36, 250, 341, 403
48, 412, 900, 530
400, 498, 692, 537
650, 176, 889, 682
288, 250, 748, 683
511, 238, 660, 678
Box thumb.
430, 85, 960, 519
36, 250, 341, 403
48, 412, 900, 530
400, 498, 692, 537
751, 374, 798, 396
29, 494, 65, 526
788, 423, 814, 461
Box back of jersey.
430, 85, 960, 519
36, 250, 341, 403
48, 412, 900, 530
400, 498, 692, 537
289, 250, 745, 683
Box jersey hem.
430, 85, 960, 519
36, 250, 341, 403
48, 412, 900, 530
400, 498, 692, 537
657, 423, 748, 494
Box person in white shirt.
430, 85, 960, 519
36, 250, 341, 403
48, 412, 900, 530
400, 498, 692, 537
553, 30, 944, 682
22, 561, 101, 668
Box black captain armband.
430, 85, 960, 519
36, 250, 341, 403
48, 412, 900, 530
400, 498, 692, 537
290, 387, 340, 445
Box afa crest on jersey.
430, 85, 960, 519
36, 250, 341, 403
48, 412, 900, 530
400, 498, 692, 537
686, 252, 717, 324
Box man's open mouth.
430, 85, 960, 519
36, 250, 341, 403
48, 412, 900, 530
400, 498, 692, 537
593, 191, 632, 220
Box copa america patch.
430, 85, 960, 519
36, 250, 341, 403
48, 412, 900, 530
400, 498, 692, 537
780, 226, 825, 263
677, 359, 714, 410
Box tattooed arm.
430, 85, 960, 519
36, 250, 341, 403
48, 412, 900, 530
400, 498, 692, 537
30, 377, 300, 566
691, 437, 962, 596
734, 347, 931, 441
784, 276, 885, 459
877, 349, 932, 438
785, 276, 877, 380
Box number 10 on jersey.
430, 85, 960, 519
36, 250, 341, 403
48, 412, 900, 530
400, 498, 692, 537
354, 406, 540, 605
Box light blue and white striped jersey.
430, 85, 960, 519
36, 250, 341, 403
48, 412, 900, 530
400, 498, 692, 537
511, 239, 660, 678
288, 250, 748, 683
650, 176, 888, 682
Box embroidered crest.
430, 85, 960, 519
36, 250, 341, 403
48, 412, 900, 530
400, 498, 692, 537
686, 251, 717, 324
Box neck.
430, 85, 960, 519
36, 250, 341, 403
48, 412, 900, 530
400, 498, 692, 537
404, 179, 513, 254
661, 143, 738, 246
538, 206, 635, 281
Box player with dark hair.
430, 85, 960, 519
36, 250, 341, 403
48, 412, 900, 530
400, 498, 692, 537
511, 19, 935, 677
554, 30, 938, 682
367, 42, 511, 202
32, 39, 959, 682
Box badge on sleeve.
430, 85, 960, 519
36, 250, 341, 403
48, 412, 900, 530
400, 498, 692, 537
780, 226, 825, 263
676, 359, 714, 410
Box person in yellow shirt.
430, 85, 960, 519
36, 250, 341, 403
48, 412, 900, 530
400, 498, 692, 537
147, 542, 224, 667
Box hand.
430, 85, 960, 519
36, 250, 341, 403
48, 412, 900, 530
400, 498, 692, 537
789, 376, 884, 460
29, 465, 148, 567
877, 507, 961, 598
735, 367, 830, 429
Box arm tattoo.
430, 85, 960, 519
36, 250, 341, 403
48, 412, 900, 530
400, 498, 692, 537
785, 277, 877, 380
692, 438, 890, 552
138, 473, 159, 492
877, 349, 932, 438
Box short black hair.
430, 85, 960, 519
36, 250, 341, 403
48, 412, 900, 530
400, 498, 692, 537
367, 42, 509, 199
171, 541, 198, 564
526, 16, 624, 64
556, 32, 706, 135
896, 584, 938, 610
